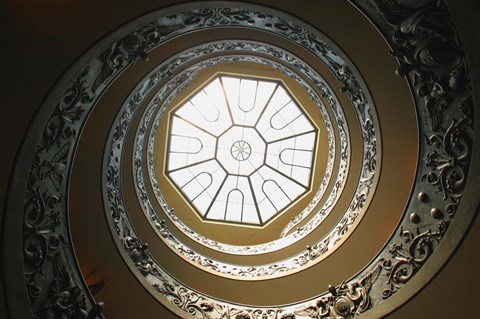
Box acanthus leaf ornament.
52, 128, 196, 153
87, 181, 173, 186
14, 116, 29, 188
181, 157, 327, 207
356, 0, 474, 302
423, 114, 473, 216
92, 26, 162, 92
382, 221, 447, 298
39, 68, 92, 151
375, 0, 474, 218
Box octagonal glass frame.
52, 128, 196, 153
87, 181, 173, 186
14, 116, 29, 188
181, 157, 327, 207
165, 74, 319, 226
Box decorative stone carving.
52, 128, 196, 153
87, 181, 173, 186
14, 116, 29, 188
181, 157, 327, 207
382, 222, 447, 298
123, 237, 153, 275
22, 65, 100, 317
423, 104, 473, 216
295, 264, 382, 319
379, 0, 473, 220
11, 1, 472, 319
356, 0, 473, 302
93, 28, 156, 91
36, 252, 103, 319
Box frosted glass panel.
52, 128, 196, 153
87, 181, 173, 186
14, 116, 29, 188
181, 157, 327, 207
166, 75, 317, 226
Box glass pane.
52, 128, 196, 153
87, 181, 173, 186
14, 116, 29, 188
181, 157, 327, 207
166, 74, 317, 226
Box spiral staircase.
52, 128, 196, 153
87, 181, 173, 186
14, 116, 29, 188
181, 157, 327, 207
1, 1, 480, 318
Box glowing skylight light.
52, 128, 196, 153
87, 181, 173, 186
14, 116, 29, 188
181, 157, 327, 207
166, 75, 317, 226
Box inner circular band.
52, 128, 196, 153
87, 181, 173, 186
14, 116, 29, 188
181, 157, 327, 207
230, 140, 251, 161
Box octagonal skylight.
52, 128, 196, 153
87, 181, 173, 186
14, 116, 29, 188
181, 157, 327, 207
166, 75, 317, 226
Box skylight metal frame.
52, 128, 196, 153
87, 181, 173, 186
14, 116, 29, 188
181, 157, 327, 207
165, 74, 318, 226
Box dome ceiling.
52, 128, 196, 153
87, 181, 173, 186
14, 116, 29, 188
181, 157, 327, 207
165, 74, 319, 226
2, 1, 479, 319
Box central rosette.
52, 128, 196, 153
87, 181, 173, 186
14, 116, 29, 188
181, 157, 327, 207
217, 127, 265, 175
166, 74, 318, 226
230, 140, 251, 161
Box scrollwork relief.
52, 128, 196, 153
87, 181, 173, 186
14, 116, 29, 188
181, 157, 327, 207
92, 25, 161, 92
40, 253, 102, 319
23, 65, 99, 316
375, 0, 473, 217
15, 1, 473, 318
422, 99, 473, 216
382, 221, 447, 298
356, 0, 474, 302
